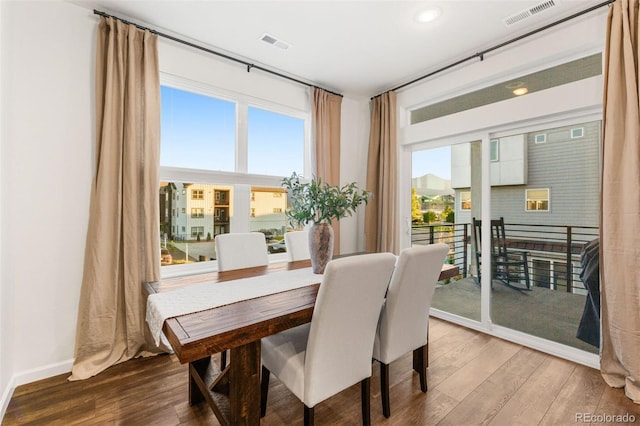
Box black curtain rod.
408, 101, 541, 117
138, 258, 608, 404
93, 9, 343, 98
373, 0, 615, 99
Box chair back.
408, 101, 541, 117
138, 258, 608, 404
474, 217, 509, 259
304, 252, 396, 406
215, 232, 269, 271
284, 230, 311, 262
373, 243, 449, 364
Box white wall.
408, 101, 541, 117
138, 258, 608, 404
0, 0, 370, 416
340, 96, 371, 254
1, 1, 96, 412
0, 0, 7, 415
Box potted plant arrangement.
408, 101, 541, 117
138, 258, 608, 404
282, 172, 371, 273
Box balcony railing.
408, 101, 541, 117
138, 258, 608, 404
411, 222, 599, 293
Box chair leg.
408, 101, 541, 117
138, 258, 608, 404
380, 362, 391, 418
413, 344, 428, 392
304, 405, 314, 426
260, 366, 270, 418
361, 377, 371, 426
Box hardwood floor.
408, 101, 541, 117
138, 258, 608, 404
4, 318, 639, 425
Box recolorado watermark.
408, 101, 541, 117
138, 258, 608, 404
576, 412, 636, 423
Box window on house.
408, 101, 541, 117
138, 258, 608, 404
159, 80, 309, 270
526, 188, 550, 211
460, 191, 471, 210
490, 139, 499, 162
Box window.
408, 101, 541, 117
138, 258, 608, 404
159, 80, 309, 270
535, 134, 547, 144
460, 191, 471, 210
248, 107, 305, 177
526, 188, 550, 211
490, 139, 499, 162
570, 128, 584, 138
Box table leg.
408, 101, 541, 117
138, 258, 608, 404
229, 340, 261, 425
189, 357, 211, 405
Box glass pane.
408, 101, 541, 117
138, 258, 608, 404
160, 86, 236, 171
159, 182, 233, 266
489, 121, 600, 354
410, 53, 602, 124
249, 187, 288, 255
248, 107, 304, 177
412, 144, 476, 321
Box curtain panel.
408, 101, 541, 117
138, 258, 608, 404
312, 87, 342, 254
70, 17, 162, 380
601, 0, 640, 403
365, 91, 399, 254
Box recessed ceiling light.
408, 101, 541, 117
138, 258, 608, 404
416, 7, 442, 23
513, 87, 529, 96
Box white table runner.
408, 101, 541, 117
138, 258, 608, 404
146, 267, 322, 345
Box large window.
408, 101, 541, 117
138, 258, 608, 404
159, 80, 310, 271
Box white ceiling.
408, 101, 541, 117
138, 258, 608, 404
74, 0, 608, 98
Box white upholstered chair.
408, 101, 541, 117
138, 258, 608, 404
260, 253, 396, 426
372, 243, 449, 418
284, 230, 311, 262
214, 232, 269, 368
215, 232, 269, 272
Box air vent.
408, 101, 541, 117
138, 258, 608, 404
503, 0, 556, 27
260, 33, 290, 50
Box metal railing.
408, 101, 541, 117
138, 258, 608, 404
411, 222, 598, 293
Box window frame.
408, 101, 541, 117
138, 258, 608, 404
525, 188, 550, 212
159, 75, 311, 277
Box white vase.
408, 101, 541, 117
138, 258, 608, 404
309, 222, 334, 274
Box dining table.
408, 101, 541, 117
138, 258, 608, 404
145, 258, 459, 426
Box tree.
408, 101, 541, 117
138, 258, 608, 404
423, 210, 437, 223
441, 206, 454, 223
411, 188, 422, 222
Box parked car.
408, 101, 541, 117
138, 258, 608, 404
161, 248, 173, 265
267, 241, 286, 254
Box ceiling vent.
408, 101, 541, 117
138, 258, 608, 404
260, 33, 290, 50
503, 0, 556, 26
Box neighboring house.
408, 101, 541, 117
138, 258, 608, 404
249, 187, 288, 238
161, 182, 233, 241
451, 120, 601, 291
453, 120, 600, 228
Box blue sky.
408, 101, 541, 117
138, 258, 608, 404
412, 146, 451, 180
160, 86, 304, 176
161, 84, 450, 180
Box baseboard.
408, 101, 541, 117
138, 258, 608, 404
1, 376, 16, 421
0, 358, 74, 420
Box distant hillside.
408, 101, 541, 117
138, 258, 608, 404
412, 174, 454, 197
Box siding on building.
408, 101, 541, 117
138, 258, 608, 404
455, 120, 600, 229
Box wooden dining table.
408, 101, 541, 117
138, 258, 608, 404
146, 258, 459, 426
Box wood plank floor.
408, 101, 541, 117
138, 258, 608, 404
4, 318, 639, 425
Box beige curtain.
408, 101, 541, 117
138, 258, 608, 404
365, 91, 399, 254
312, 87, 342, 254
70, 17, 162, 380
601, 0, 640, 403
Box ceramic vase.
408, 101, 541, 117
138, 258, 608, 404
309, 222, 334, 274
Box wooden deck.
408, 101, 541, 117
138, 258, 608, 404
431, 277, 598, 353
